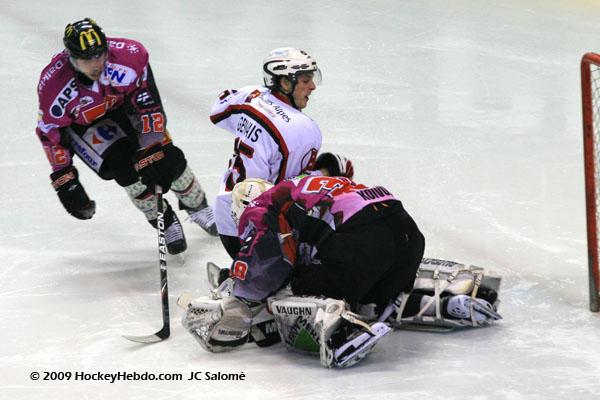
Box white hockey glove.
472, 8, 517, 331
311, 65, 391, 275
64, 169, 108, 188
181, 296, 252, 353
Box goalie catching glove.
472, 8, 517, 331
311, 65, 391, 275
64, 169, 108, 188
50, 166, 95, 220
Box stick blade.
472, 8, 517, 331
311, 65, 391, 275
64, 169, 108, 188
123, 325, 170, 344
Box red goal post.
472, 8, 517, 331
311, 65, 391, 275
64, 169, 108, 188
581, 52, 600, 312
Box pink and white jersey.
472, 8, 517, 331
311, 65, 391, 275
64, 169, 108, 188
231, 175, 399, 301
210, 86, 322, 236
240, 175, 398, 236
35, 37, 149, 171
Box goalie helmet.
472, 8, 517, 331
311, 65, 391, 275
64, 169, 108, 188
262, 47, 322, 89
231, 178, 274, 225
63, 18, 107, 59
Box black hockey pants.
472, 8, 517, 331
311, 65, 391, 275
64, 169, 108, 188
290, 200, 425, 314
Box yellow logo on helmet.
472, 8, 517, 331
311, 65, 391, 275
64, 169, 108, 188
79, 29, 101, 50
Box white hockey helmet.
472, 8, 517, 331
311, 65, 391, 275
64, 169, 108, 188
262, 47, 322, 89
231, 178, 274, 225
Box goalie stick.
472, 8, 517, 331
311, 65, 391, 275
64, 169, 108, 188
123, 185, 170, 343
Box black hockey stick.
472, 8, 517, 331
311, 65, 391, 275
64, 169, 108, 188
123, 185, 170, 343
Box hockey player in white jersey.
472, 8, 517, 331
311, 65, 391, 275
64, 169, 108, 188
209, 47, 353, 258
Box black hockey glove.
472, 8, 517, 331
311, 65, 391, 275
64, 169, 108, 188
315, 152, 354, 179
135, 142, 174, 192
50, 166, 96, 220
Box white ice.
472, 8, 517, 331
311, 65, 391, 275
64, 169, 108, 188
2, 0, 600, 399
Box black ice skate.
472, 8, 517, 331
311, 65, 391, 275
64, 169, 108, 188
164, 201, 187, 255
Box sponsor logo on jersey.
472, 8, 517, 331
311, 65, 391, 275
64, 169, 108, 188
71, 105, 81, 119
38, 58, 65, 92
72, 96, 93, 119
127, 43, 139, 53
261, 97, 291, 122
70, 137, 99, 169
90, 124, 120, 145
81, 95, 120, 124
79, 96, 94, 106
100, 63, 137, 87
107, 40, 125, 49
50, 78, 79, 118
300, 148, 318, 172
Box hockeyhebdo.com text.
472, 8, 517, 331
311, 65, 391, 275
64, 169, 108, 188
29, 370, 247, 383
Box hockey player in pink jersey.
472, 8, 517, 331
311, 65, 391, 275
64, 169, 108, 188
36, 18, 217, 254
209, 48, 354, 259
182, 175, 425, 367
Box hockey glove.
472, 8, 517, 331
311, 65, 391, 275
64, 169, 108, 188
50, 166, 96, 220
315, 152, 354, 179
135, 142, 173, 192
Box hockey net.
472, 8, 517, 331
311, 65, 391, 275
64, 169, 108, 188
581, 52, 600, 312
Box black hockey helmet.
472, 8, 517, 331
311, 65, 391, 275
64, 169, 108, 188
63, 18, 107, 59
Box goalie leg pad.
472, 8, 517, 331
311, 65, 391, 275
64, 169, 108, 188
270, 296, 391, 367
181, 296, 252, 353
388, 259, 503, 330
268, 296, 330, 354
248, 304, 281, 347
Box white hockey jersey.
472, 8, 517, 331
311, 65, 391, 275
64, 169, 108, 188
210, 85, 322, 236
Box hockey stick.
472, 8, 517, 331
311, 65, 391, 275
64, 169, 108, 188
123, 185, 170, 343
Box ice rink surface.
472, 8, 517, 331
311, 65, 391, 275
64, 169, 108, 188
2, 0, 600, 398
